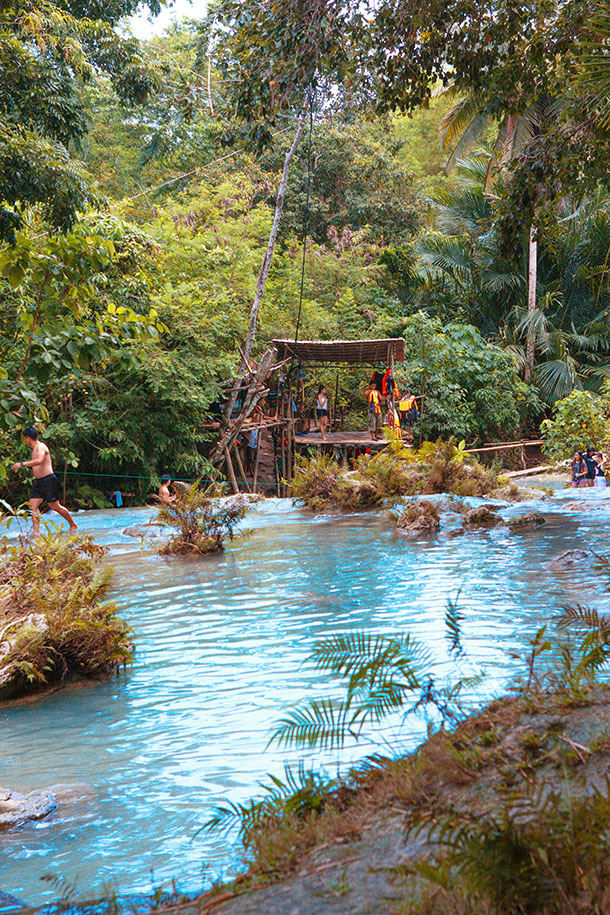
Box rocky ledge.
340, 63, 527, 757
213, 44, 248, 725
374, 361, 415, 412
0, 786, 56, 831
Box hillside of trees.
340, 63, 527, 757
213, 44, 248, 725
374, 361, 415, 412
1, 3, 609, 504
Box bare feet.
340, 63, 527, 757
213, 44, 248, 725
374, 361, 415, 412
69, 524, 78, 533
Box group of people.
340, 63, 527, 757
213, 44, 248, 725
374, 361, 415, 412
366, 369, 419, 442
571, 446, 607, 488
314, 369, 420, 443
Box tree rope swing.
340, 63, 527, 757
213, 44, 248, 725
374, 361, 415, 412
286, 89, 315, 447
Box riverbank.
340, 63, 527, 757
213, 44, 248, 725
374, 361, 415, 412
3, 492, 610, 906
175, 682, 610, 915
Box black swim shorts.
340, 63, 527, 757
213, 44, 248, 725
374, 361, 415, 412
30, 473, 60, 503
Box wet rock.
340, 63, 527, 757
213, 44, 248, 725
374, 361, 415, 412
396, 500, 440, 535
122, 524, 165, 539
0, 890, 25, 911
506, 511, 546, 531
437, 498, 467, 515
0, 787, 56, 831
550, 549, 604, 570
491, 484, 531, 502
462, 507, 504, 527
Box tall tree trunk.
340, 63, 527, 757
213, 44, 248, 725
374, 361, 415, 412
221, 108, 307, 429
525, 223, 537, 383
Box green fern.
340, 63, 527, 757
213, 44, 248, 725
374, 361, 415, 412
445, 591, 464, 659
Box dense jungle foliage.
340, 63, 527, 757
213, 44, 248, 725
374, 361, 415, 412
1, 2, 610, 504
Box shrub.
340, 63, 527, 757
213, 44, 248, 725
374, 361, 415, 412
289, 453, 382, 511
540, 389, 609, 460
156, 483, 256, 555
0, 533, 132, 700
290, 440, 506, 512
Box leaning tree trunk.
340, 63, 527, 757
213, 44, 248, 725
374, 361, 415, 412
220, 107, 308, 430
525, 223, 538, 383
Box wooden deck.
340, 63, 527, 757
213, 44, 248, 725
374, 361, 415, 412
294, 431, 391, 450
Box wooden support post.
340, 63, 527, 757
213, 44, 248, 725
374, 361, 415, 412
233, 444, 252, 493
272, 430, 280, 497
333, 372, 339, 432
253, 429, 263, 493
224, 447, 239, 494
287, 401, 294, 484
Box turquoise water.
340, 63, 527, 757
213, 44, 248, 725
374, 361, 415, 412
2, 489, 610, 906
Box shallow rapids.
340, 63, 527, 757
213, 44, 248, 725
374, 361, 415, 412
2, 487, 610, 905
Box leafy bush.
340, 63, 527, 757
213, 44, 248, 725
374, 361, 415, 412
0, 533, 132, 700
540, 389, 609, 460
156, 483, 256, 555
290, 440, 506, 512
399, 314, 539, 441
289, 453, 382, 511
73, 484, 109, 510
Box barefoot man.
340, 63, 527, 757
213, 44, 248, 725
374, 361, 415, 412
11, 426, 78, 535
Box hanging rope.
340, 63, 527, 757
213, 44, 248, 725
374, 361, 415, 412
290, 88, 315, 376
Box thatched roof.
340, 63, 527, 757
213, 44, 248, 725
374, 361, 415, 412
272, 338, 406, 365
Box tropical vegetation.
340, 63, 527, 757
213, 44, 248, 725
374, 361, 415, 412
0, 530, 132, 700
0, 1, 608, 506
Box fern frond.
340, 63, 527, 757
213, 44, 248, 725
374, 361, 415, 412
558, 604, 610, 635
269, 698, 359, 750
445, 591, 464, 659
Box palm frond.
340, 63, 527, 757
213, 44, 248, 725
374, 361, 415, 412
558, 604, 610, 635
269, 698, 359, 750
445, 591, 464, 659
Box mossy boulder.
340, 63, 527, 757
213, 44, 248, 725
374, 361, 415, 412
396, 500, 440, 535
507, 511, 546, 531
462, 507, 504, 527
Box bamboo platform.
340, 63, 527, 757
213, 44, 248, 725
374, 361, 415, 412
294, 431, 390, 450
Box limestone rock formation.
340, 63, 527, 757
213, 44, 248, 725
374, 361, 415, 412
462, 507, 504, 527
507, 511, 546, 531
396, 500, 440, 535
0, 787, 56, 831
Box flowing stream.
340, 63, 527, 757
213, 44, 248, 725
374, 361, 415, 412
2, 487, 610, 906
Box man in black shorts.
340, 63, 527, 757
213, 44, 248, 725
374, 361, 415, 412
11, 426, 78, 535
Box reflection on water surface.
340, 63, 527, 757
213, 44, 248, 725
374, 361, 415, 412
1, 491, 610, 904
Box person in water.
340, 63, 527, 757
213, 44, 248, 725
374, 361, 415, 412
571, 450, 587, 487
368, 382, 383, 441
584, 445, 597, 487
594, 452, 607, 488
316, 385, 329, 440
11, 426, 78, 535
158, 473, 175, 504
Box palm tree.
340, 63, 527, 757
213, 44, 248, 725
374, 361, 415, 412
440, 92, 565, 381
417, 164, 610, 403
575, 1, 610, 128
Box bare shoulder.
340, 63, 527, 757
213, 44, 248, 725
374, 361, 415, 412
35, 441, 50, 456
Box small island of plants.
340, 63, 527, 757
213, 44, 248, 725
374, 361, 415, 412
0, 533, 132, 701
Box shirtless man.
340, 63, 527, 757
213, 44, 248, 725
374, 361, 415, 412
157, 474, 175, 504
11, 426, 78, 535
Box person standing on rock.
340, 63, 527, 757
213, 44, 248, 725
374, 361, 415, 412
11, 427, 78, 535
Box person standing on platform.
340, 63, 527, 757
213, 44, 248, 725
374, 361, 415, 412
368, 383, 383, 441
317, 385, 329, 440
11, 426, 78, 535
